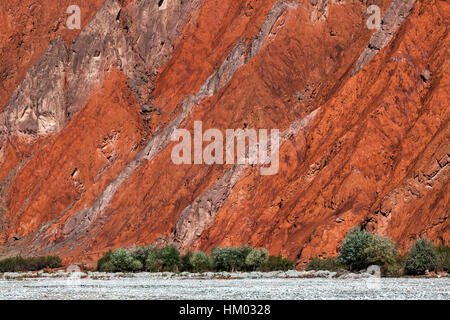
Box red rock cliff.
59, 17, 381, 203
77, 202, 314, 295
0, 0, 448, 266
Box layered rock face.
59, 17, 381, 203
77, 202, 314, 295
0, 0, 448, 266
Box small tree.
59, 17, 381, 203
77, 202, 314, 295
231, 245, 252, 271
132, 246, 156, 265
44, 256, 63, 268
260, 255, 295, 271
212, 247, 233, 271
157, 245, 181, 272
97, 250, 113, 271
130, 259, 144, 271
145, 249, 162, 272
245, 248, 268, 271
306, 257, 343, 271
99, 261, 117, 272
338, 227, 400, 273
338, 227, 373, 270
365, 235, 397, 265
190, 251, 213, 273
405, 239, 437, 275
434, 245, 450, 272
110, 248, 137, 271
212, 246, 252, 272
180, 251, 194, 272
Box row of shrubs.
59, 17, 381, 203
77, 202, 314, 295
0, 255, 62, 272
96, 245, 295, 273
306, 227, 450, 276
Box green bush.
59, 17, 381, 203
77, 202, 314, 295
338, 227, 399, 274
157, 245, 180, 272
211, 247, 231, 271
405, 239, 437, 275
306, 257, 344, 271
212, 246, 252, 272
97, 250, 113, 271
0, 255, 62, 272
180, 251, 194, 272
99, 261, 117, 272
44, 256, 63, 268
245, 248, 268, 271
95, 245, 295, 274
338, 227, 373, 270
434, 245, 450, 272
131, 246, 155, 266
98, 246, 170, 272
190, 251, 213, 273
145, 249, 162, 272
0, 256, 26, 272
108, 248, 143, 272
130, 259, 144, 271
26, 257, 44, 270
364, 234, 399, 275
260, 255, 295, 271
93, 240, 448, 276
110, 248, 134, 271
382, 255, 405, 277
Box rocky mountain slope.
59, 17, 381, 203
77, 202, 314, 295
0, 0, 448, 266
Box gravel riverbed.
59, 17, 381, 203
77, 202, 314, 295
0, 272, 448, 299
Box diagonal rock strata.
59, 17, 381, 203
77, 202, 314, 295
351, 0, 418, 76
170, 109, 320, 251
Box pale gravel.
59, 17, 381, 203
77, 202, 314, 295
0, 277, 448, 300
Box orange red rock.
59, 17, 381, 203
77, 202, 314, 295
0, 0, 448, 267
